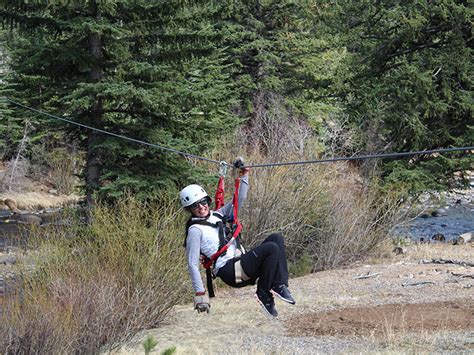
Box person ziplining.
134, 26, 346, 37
179, 158, 295, 317
4, 98, 473, 317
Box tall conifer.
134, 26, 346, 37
332, 0, 473, 189
1, 1, 239, 202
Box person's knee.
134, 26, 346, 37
268, 233, 284, 245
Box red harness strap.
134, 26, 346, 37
202, 177, 242, 269
214, 175, 225, 210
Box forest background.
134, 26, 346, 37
1, 0, 472, 203
0, 1, 472, 353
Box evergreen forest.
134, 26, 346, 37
0, 1, 472, 201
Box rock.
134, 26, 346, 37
48, 189, 59, 195
455, 198, 470, 205
43, 208, 59, 213
0, 255, 17, 265
431, 233, 446, 242
454, 232, 472, 245
393, 247, 406, 255
3, 198, 21, 213
431, 208, 447, 217
14, 214, 43, 225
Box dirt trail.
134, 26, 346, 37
119, 244, 474, 354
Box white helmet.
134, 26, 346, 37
179, 184, 209, 207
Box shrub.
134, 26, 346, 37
29, 144, 81, 195
0, 197, 188, 354
238, 153, 403, 270
216, 107, 404, 271
46, 148, 81, 194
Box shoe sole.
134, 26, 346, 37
271, 289, 296, 305
254, 294, 278, 318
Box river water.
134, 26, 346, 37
393, 204, 473, 242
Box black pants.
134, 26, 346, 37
217, 233, 289, 296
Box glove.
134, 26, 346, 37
194, 293, 210, 314
233, 156, 245, 169
233, 156, 250, 176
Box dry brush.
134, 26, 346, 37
0, 197, 188, 354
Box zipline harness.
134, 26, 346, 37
185, 161, 244, 297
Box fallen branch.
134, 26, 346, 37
354, 272, 382, 280
420, 259, 474, 267
450, 272, 474, 279
9, 120, 31, 192
402, 281, 436, 287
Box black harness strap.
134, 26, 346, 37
205, 268, 215, 298
184, 212, 231, 298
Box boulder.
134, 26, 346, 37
454, 232, 472, 245
431, 233, 446, 242
3, 198, 22, 213
393, 247, 407, 255
431, 208, 447, 217
0, 255, 17, 265
14, 214, 43, 225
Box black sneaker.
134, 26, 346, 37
255, 291, 278, 317
271, 284, 296, 305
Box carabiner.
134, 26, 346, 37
218, 161, 228, 177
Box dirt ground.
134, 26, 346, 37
286, 300, 473, 337
117, 243, 474, 354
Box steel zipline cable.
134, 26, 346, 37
5, 98, 224, 166
4, 97, 473, 169
243, 146, 473, 168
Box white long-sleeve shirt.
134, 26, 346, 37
185, 175, 249, 293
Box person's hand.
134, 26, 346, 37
233, 156, 250, 176
194, 293, 210, 314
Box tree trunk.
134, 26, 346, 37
86, 1, 103, 210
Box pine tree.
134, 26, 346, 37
332, 0, 473, 189
1, 1, 240, 203
0, 29, 24, 161
220, 0, 344, 155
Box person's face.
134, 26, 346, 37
189, 197, 210, 218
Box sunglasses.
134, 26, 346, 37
189, 197, 210, 209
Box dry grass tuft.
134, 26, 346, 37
0, 196, 188, 354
